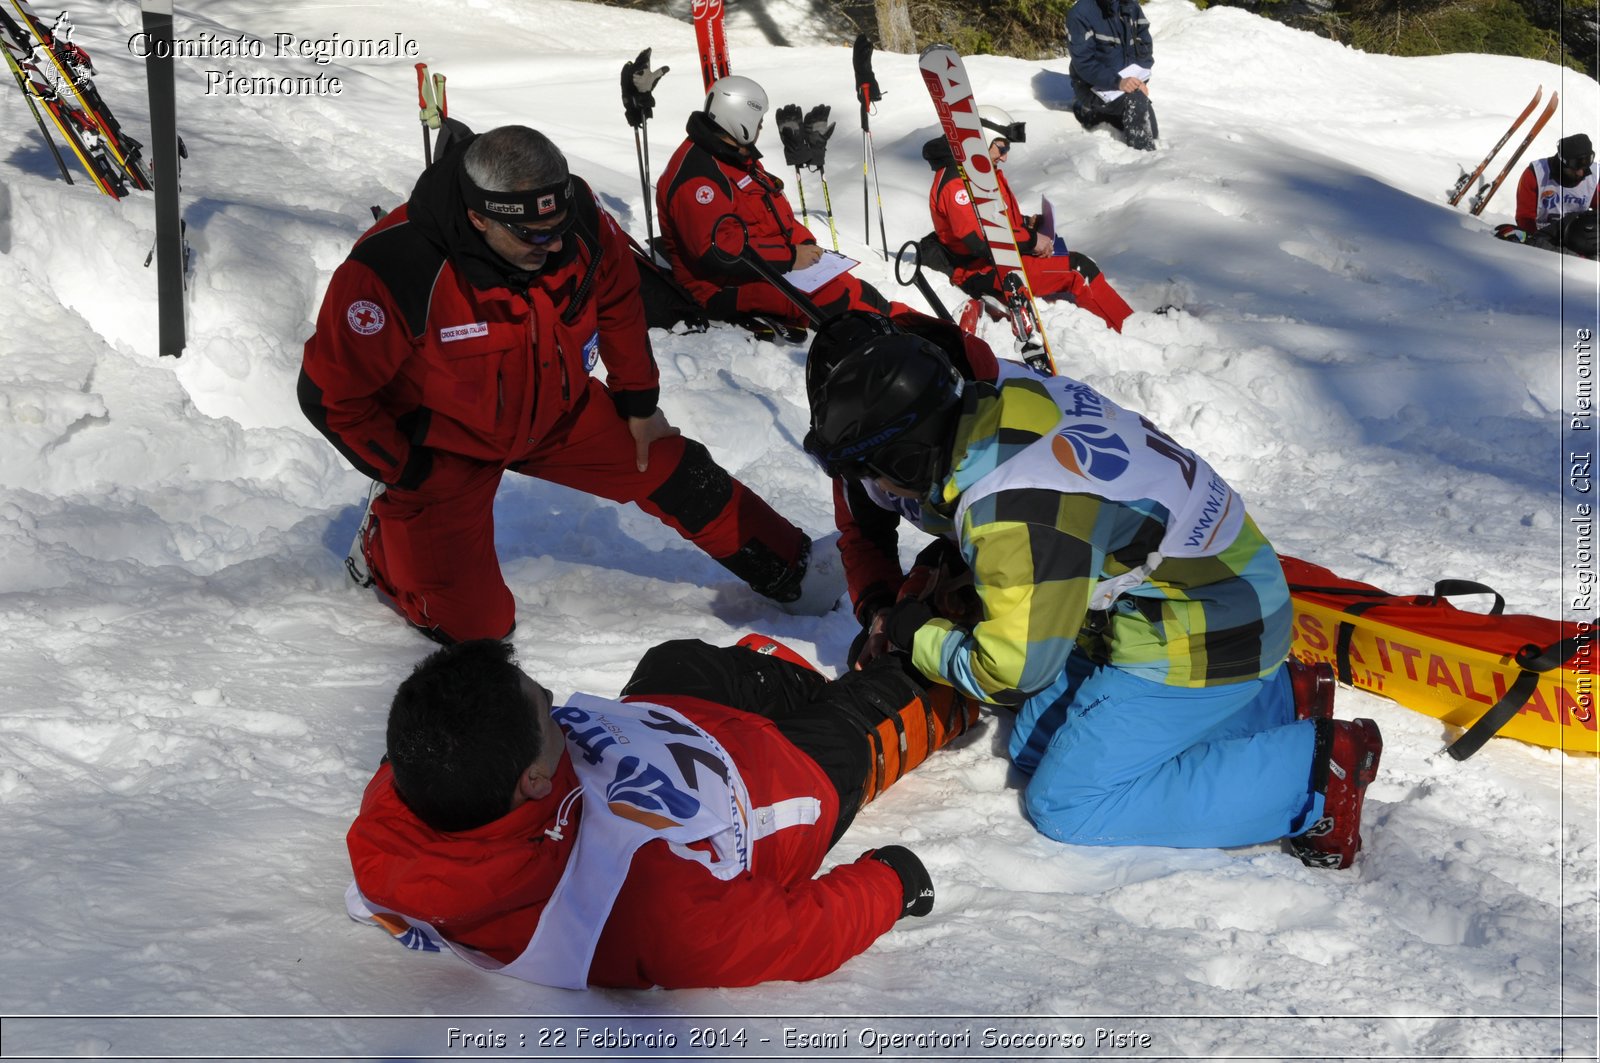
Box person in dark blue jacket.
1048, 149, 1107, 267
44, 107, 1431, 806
1066, 0, 1158, 151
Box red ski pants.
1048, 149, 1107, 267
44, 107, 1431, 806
363, 378, 808, 642
1021, 255, 1134, 333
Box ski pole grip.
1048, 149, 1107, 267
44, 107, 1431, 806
709, 212, 750, 267
894, 240, 923, 287
415, 63, 429, 110
434, 73, 447, 119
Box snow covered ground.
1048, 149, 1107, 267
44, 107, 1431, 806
0, 0, 1596, 1058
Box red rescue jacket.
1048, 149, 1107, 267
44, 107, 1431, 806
346, 692, 903, 989
656, 113, 816, 308
299, 128, 658, 488
929, 161, 1034, 292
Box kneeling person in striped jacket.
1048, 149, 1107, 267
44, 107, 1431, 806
345, 636, 976, 989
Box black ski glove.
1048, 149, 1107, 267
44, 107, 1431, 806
621, 48, 668, 128
775, 104, 811, 168
803, 104, 835, 170
852, 34, 883, 106
883, 597, 934, 653
864, 845, 934, 918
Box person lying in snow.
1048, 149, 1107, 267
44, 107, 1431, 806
345, 634, 977, 989
803, 321, 1384, 869
920, 106, 1134, 333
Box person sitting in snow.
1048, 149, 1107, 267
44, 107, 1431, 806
345, 634, 976, 989
298, 122, 844, 647
1495, 134, 1599, 258
1067, 0, 1158, 151
804, 326, 1385, 869
656, 75, 896, 336
921, 105, 1134, 333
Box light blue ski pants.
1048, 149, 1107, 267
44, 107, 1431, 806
1009, 651, 1322, 847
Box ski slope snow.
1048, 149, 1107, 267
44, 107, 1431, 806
0, 0, 1595, 1058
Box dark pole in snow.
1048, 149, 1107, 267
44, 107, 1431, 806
140, 0, 185, 357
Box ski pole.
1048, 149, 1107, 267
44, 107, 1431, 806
794, 167, 808, 220
433, 72, 446, 118
415, 62, 439, 165
622, 48, 668, 253
867, 126, 889, 259
894, 239, 953, 322
709, 212, 827, 325
818, 167, 839, 251
5, 50, 71, 184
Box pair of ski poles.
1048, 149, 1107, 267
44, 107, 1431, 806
415, 62, 447, 165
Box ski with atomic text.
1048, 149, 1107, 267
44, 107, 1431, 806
918, 43, 1055, 376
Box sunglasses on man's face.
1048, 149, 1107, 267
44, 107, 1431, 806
498, 213, 574, 246
993, 140, 1010, 155
1565, 154, 1595, 170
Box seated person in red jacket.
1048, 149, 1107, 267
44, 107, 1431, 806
299, 122, 844, 646
657, 75, 893, 332
345, 635, 977, 989
923, 105, 1133, 333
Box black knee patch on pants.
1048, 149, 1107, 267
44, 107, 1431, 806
623, 639, 827, 714
719, 536, 802, 600
1067, 250, 1101, 282
648, 439, 733, 535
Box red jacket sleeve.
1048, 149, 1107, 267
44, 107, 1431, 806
835, 477, 907, 625
595, 844, 903, 988
591, 206, 660, 417
933, 172, 988, 261
298, 260, 429, 487
1515, 167, 1539, 232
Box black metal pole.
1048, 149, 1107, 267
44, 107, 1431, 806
140, 0, 185, 357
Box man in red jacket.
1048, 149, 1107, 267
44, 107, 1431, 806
925, 106, 1133, 332
345, 635, 977, 989
657, 75, 892, 332
300, 122, 840, 644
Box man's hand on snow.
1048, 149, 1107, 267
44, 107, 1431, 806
628, 409, 681, 472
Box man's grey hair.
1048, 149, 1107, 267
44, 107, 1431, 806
462, 126, 568, 192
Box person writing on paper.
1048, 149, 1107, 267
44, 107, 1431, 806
657, 75, 895, 335
346, 635, 977, 989
1067, 0, 1158, 151
924, 107, 1134, 332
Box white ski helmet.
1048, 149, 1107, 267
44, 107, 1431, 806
978, 104, 1023, 149
704, 75, 769, 146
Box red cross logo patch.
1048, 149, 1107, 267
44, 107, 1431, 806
347, 300, 385, 336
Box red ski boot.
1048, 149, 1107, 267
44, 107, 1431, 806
1292, 718, 1383, 870
1287, 658, 1336, 721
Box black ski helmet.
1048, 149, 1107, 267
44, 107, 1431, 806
805, 311, 902, 400
805, 333, 964, 493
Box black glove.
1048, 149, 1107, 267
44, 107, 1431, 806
866, 845, 934, 918
803, 104, 835, 169
910, 537, 965, 577
620, 48, 668, 128
775, 104, 811, 168
883, 597, 934, 652
852, 34, 883, 107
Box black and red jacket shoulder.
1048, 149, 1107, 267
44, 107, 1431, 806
299, 127, 659, 485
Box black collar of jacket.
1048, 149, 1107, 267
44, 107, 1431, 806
686, 110, 764, 167
407, 118, 585, 293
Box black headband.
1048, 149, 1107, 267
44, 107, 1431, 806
461, 171, 574, 221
